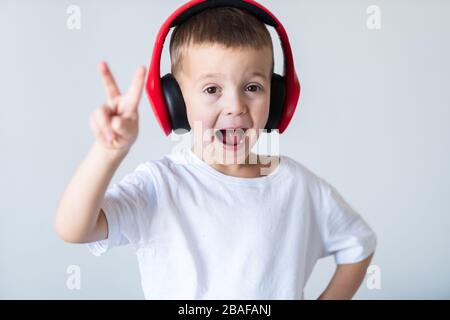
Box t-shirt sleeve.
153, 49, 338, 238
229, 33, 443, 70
316, 180, 377, 264
86, 162, 158, 256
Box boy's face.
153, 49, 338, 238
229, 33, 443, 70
176, 43, 273, 165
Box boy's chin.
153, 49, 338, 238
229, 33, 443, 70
203, 135, 253, 166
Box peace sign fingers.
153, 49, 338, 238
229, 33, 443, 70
92, 61, 145, 152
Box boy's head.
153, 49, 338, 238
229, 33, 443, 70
169, 7, 275, 165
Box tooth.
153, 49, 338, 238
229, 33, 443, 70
236, 129, 245, 139
226, 130, 234, 138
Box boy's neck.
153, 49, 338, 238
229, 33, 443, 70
190, 146, 278, 178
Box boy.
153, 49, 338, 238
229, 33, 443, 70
55, 5, 376, 300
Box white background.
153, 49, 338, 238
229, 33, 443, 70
0, 0, 449, 299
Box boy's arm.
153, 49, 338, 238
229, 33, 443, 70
54, 62, 146, 243
55, 142, 129, 243
317, 253, 374, 300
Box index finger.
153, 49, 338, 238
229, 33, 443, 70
99, 61, 121, 103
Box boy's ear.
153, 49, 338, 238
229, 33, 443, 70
161, 73, 191, 132
265, 73, 286, 133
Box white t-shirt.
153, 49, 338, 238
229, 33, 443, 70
87, 146, 377, 300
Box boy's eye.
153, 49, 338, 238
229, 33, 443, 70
246, 84, 261, 92
204, 86, 219, 95
203, 84, 262, 95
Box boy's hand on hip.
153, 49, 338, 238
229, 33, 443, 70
89, 61, 147, 154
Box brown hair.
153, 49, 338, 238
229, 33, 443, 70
169, 7, 274, 77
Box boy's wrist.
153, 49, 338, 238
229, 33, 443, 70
92, 141, 130, 162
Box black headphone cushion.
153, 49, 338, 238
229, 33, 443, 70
161, 73, 191, 131
265, 73, 286, 132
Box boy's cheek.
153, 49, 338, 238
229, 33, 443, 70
185, 102, 216, 128
253, 103, 271, 129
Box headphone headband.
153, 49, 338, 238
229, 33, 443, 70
146, 0, 300, 135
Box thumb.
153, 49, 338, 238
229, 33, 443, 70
111, 115, 137, 137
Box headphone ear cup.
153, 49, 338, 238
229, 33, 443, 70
265, 73, 286, 133
161, 73, 191, 132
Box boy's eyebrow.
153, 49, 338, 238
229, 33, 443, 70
196, 71, 269, 82
196, 73, 223, 81
247, 71, 270, 81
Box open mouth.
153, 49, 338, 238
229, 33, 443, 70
214, 128, 248, 147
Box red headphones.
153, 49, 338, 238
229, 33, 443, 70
145, 0, 300, 136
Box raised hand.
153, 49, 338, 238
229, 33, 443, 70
89, 61, 146, 153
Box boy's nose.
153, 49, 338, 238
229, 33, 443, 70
223, 94, 247, 116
